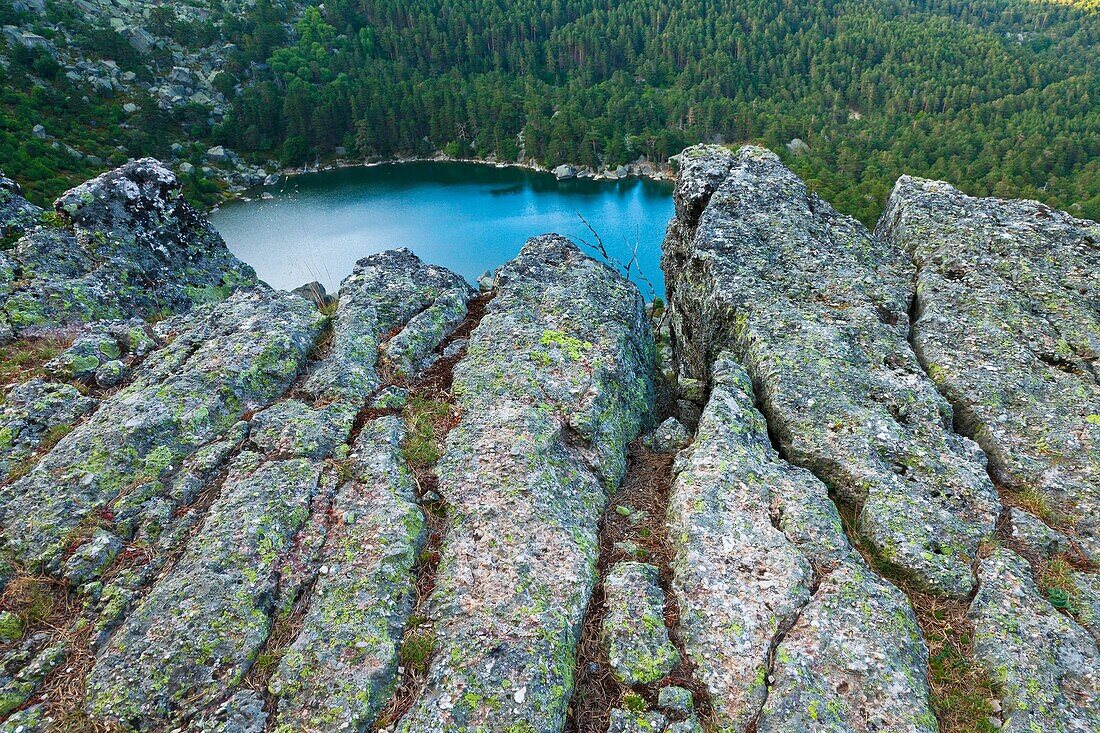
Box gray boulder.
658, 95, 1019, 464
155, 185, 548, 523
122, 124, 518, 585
3, 159, 256, 338
878, 176, 1100, 562
663, 145, 999, 597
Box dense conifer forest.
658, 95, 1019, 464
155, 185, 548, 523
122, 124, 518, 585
2, 0, 1099, 223
217, 0, 1100, 224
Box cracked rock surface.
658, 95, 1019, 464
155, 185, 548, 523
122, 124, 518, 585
394, 235, 654, 732
3, 154, 1100, 733
970, 547, 1100, 732
664, 144, 1000, 598
878, 176, 1100, 562
669, 354, 936, 732
600, 561, 679, 685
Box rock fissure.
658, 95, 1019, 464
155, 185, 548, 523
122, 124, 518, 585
372, 314, 482, 731
567, 435, 713, 733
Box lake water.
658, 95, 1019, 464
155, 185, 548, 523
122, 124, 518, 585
210, 161, 674, 299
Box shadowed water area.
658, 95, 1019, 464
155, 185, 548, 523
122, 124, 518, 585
211, 161, 674, 295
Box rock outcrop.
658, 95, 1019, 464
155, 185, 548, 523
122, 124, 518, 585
1, 152, 1099, 733
665, 144, 1100, 733
0, 158, 255, 344
669, 354, 936, 732
877, 177, 1100, 562
664, 144, 999, 598
393, 235, 654, 732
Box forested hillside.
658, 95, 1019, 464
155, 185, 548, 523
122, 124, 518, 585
219, 0, 1100, 224
0, 0, 292, 205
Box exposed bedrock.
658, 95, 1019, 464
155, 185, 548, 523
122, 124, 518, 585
0, 159, 256, 342
663, 144, 1000, 598
970, 547, 1100, 731
877, 177, 1100, 562
80, 249, 475, 730
0, 289, 325, 573
393, 235, 655, 732
669, 353, 936, 732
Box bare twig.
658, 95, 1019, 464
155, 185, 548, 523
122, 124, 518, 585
568, 214, 661, 306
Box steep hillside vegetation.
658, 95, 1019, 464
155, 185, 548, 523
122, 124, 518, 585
220, 0, 1100, 224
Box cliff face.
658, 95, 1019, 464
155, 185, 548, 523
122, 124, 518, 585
0, 151, 1097, 733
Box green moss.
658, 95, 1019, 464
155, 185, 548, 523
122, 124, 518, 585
402, 395, 451, 468
399, 627, 437, 674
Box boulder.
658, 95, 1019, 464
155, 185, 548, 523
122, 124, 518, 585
2, 158, 256, 338
878, 176, 1100, 562
553, 164, 576, 180
663, 145, 999, 597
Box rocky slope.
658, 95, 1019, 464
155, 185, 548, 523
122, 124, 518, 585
0, 149, 1096, 733
664, 145, 1099, 733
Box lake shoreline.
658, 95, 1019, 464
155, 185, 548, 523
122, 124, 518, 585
271, 153, 676, 188
210, 159, 673, 297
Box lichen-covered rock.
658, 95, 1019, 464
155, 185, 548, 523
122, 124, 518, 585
657, 685, 694, 716
304, 248, 473, 401
381, 286, 470, 376
85, 454, 323, 728
669, 353, 935, 732
0, 635, 66, 718
249, 399, 355, 459
608, 708, 668, 733
969, 547, 1100, 732
756, 559, 937, 733
1008, 507, 1072, 559
63, 528, 121, 584
43, 318, 158, 383
191, 690, 267, 733
0, 378, 96, 480
1, 159, 256, 338
601, 562, 679, 685
641, 416, 691, 454
269, 416, 424, 730
0, 702, 48, 733
0, 171, 41, 243
0, 289, 324, 572
395, 235, 654, 732
878, 177, 1100, 562
663, 144, 999, 597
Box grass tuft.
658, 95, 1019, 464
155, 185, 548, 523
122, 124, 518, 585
403, 396, 453, 469
399, 627, 437, 675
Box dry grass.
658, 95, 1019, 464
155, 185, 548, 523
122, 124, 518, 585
566, 442, 713, 733
0, 573, 118, 732
0, 334, 71, 387
910, 590, 999, 733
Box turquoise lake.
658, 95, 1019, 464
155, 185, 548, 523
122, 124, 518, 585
210, 161, 674, 299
